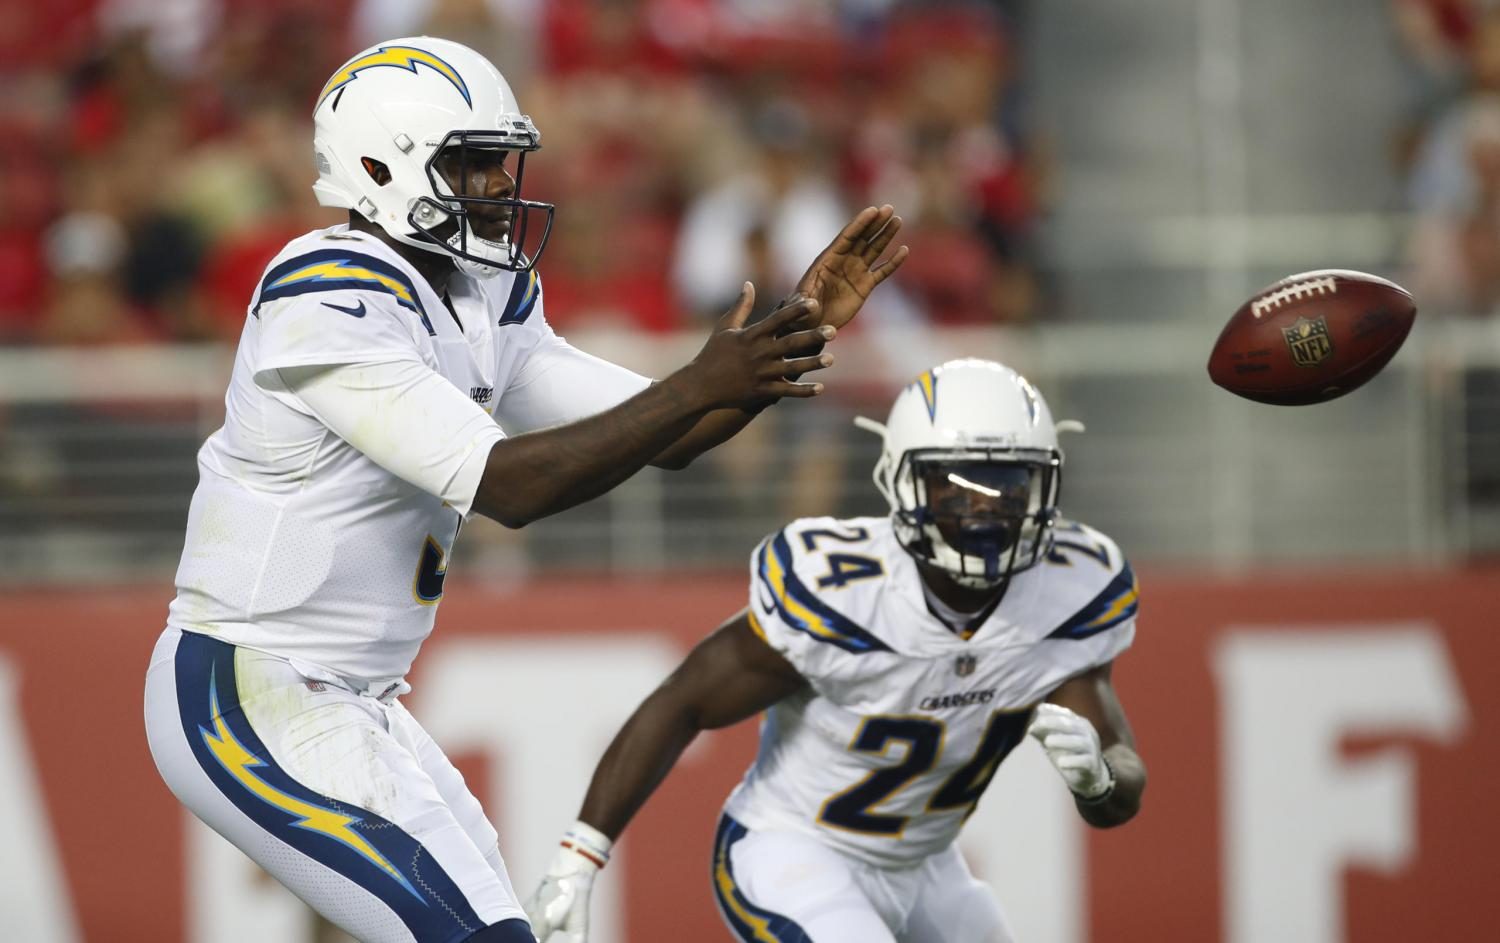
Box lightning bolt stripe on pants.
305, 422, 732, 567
173, 631, 485, 940
712, 815, 814, 943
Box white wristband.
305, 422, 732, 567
561, 820, 614, 869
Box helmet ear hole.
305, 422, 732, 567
361, 157, 393, 186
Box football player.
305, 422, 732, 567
142, 37, 907, 943
527, 360, 1146, 943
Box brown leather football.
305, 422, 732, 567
1207, 269, 1417, 405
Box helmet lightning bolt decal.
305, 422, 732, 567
1015, 374, 1040, 423
198, 666, 425, 903
318, 45, 471, 110
915, 370, 938, 421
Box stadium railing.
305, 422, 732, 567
2, 320, 1497, 586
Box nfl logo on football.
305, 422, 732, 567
1282, 315, 1334, 367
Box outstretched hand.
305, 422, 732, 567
685, 283, 835, 411
793, 204, 909, 330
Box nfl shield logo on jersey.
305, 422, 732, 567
954, 654, 977, 677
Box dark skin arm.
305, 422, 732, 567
356, 159, 908, 478
647, 306, 834, 471
1044, 661, 1147, 828
472, 293, 827, 527
647, 205, 909, 471
577, 612, 806, 839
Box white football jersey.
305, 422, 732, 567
724, 515, 1137, 868
168, 225, 648, 684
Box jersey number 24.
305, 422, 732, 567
819, 710, 1031, 836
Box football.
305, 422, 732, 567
1206, 269, 1418, 405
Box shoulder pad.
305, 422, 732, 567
497, 269, 542, 326
1047, 519, 1123, 572
1043, 520, 1137, 640
751, 519, 893, 655
781, 516, 887, 554
253, 248, 435, 336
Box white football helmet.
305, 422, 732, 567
857, 359, 1077, 588
311, 37, 553, 277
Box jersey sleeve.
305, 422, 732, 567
251, 248, 436, 379
746, 524, 894, 689
1043, 548, 1139, 669
490, 275, 652, 433
276, 361, 504, 517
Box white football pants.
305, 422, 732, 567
144, 627, 529, 942
712, 815, 1017, 943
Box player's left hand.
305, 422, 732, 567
1028, 703, 1114, 800
792, 204, 909, 330
523, 824, 612, 943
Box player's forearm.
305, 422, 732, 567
1075, 744, 1146, 828
650, 307, 829, 470
650, 408, 760, 470
473, 371, 714, 527
577, 689, 704, 840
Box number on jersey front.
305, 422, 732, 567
412, 517, 460, 605
818, 710, 1033, 836
819, 717, 942, 835
412, 535, 449, 604
927, 711, 1031, 819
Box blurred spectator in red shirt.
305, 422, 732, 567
850, 6, 1040, 324
0, 142, 56, 339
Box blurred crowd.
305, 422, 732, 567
1394, 0, 1500, 512
1399, 0, 1500, 314
0, 0, 1045, 347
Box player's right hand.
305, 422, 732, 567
1028, 702, 1114, 800
523, 823, 612, 943
684, 283, 836, 410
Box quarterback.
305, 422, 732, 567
142, 37, 907, 943
527, 360, 1147, 943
